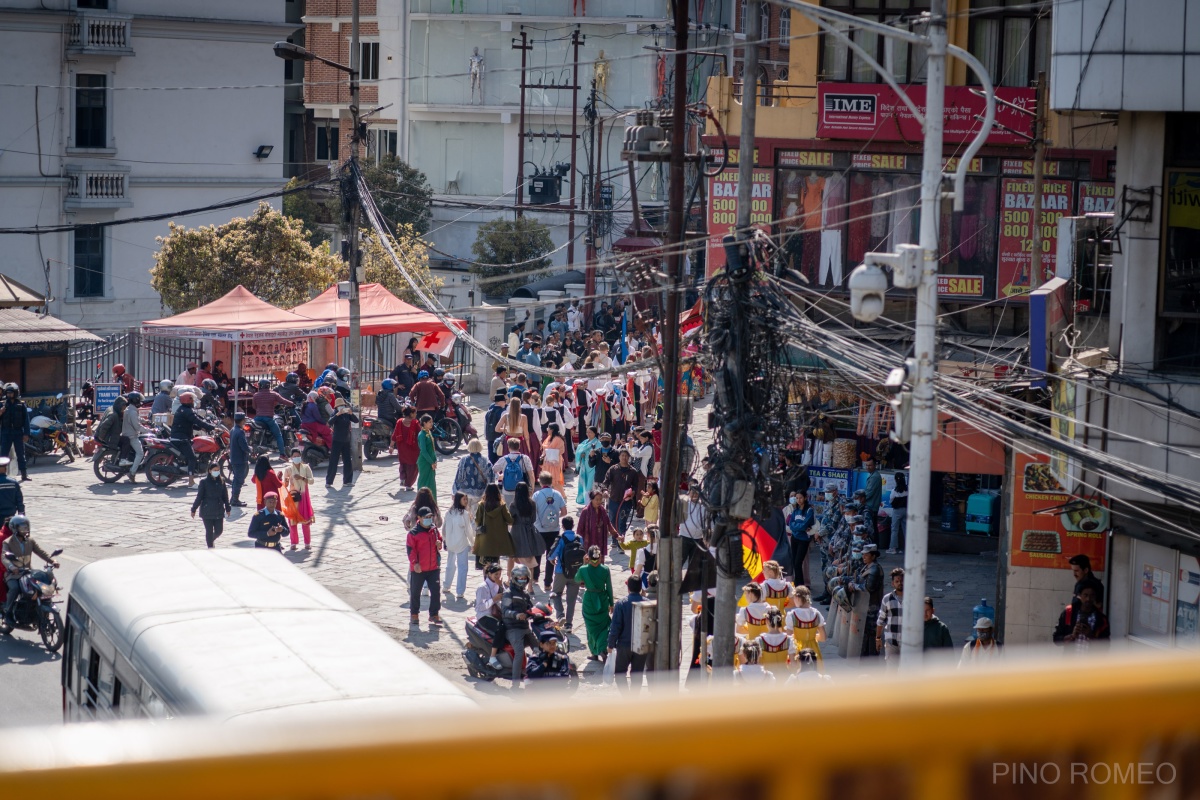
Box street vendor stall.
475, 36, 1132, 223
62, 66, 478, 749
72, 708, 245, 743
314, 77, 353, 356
140, 286, 335, 412
0, 309, 102, 397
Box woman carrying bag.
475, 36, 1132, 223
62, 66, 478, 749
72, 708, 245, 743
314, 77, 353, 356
281, 445, 316, 550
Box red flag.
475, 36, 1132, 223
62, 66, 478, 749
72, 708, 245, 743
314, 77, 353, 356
739, 518, 777, 583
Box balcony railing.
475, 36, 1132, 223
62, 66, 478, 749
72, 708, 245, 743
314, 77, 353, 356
67, 12, 134, 57
64, 165, 132, 210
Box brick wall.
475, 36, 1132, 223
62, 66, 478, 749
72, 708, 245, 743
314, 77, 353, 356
304, 0, 383, 165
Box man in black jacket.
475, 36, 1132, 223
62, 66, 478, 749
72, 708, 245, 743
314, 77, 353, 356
191, 464, 230, 547
601, 448, 645, 539
247, 492, 287, 551
607, 575, 647, 691
326, 403, 359, 488
0, 383, 30, 481
169, 392, 215, 487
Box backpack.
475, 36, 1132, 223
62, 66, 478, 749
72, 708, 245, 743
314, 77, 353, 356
538, 491, 560, 531
502, 454, 524, 492
559, 534, 586, 579
95, 408, 120, 448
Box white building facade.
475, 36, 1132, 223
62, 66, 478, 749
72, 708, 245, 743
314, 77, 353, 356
1050, 0, 1200, 648
0, 0, 296, 333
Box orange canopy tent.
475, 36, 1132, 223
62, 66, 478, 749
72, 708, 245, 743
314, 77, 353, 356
141, 285, 335, 341
289, 283, 465, 338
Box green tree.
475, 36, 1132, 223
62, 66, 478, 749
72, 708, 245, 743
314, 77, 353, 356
151, 202, 341, 312
360, 156, 434, 235
470, 216, 554, 297
282, 178, 338, 249
360, 224, 444, 307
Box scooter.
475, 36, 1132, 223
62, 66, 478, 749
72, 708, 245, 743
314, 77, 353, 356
297, 428, 329, 468
362, 416, 395, 460
447, 392, 479, 440
27, 394, 78, 465
0, 549, 64, 652
461, 601, 566, 682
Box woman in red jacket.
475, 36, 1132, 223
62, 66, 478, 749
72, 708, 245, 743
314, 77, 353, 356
391, 406, 421, 491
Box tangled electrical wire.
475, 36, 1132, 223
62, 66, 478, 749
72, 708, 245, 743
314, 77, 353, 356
698, 238, 797, 576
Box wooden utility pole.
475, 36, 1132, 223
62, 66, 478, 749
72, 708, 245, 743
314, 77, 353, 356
1029, 71, 1047, 291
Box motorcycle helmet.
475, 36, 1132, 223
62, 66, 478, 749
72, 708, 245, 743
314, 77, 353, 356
179, 392, 195, 405
510, 564, 531, 589
323, 375, 337, 387
381, 379, 395, 391
202, 379, 217, 391
159, 379, 173, 392
417, 370, 430, 380
286, 372, 300, 385
433, 368, 445, 380
112, 364, 126, 376
126, 391, 144, 407
257, 379, 270, 390
336, 367, 350, 381
323, 363, 339, 374
443, 374, 457, 387
8, 515, 30, 540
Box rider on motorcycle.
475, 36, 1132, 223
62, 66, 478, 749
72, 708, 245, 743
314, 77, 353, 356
119, 391, 153, 482
150, 380, 173, 415
276, 372, 307, 406
333, 368, 352, 402
171, 392, 216, 488
2, 515, 57, 627
375, 379, 403, 431
438, 373, 458, 407
199, 379, 223, 415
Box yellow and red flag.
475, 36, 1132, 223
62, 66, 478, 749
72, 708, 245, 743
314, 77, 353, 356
740, 518, 777, 583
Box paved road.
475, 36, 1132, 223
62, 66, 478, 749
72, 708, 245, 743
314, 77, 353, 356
0, 405, 998, 722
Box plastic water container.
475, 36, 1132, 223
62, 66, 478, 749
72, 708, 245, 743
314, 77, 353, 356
940, 504, 958, 531
965, 492, 1000, 536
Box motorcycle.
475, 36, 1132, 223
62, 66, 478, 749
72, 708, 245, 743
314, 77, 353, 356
247, 405, 299, 458
461, 601, 569, 682
297, 428, 329, 468
93, 432, 171, 483
142, 420, 231, 487
447, 392, 479, 440
397, 397, 461, 456
0, 549, 64, 652
27, 393, 78, 466
362, 416, 395, 461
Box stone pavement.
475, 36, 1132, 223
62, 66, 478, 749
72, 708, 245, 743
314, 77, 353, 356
21, 403, 997, 699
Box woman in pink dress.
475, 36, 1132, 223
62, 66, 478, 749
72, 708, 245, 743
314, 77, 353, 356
541, 423, 566, 492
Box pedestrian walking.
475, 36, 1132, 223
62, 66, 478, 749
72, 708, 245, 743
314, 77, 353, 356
576, 545, 613, 661
416, 414, 437, 495
509, 482, 546, 582
442, 492, 475, 601
876, 567, 904, 665
402, 488, 442, 529
191, 463, 231, 548
407, 507, 444, 626
532, 472, 566, 589
251, 454, 283, 510
887, 472, 908, 554
784, 585, 826, 666
923, 597, 954, 650
392, 407, 420, 490
473, 483, 515, 571
495, 437, 535, 506
540, 423, 566, 492
0, 384, 32, 482
547, 516, 584, 631
452, 438, 493, 519
326, 402, 358, 488
281, 446, 316, 550
577, 490, 617, 561
227, 412, 250, 506
607, 575, 648, 691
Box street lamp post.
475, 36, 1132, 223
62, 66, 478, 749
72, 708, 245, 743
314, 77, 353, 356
275, 0, 364, 473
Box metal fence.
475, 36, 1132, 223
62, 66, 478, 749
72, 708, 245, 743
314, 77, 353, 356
67, 331, 204, 392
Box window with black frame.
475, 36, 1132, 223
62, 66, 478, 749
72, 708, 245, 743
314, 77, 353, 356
73, 225, 105, 298
819, 0, 931, 84
967, 0, 1050, 88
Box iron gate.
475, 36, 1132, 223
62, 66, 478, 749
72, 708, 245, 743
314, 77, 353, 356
68, 331, 204, 392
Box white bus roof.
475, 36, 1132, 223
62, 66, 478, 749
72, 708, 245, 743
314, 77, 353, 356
69, 549, 475, 722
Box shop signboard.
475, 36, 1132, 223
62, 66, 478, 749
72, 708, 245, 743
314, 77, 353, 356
816, 83, 1035, 145
997, 177, 1074, 299
1010, 452, 1108, 571
937, 275, 986, 298
807, 467, 851, 514
706, 168, 772, 275
94, 383, 121, 413
1077, 182, 1116, 214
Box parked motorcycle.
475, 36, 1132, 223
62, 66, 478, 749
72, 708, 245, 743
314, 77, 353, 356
362, 416, 395, 460
0, 549, 64, 652
26, 393, 78, 466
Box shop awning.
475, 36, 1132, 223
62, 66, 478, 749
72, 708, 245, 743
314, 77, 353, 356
288, 283, 466, 339
0, 309, 101, 345
141, 285, 336, 341
0, 274, 46, 309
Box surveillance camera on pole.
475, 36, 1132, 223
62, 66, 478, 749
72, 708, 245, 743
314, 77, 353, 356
885, 358, 917, 444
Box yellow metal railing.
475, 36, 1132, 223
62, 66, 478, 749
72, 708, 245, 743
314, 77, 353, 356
1, 652, 1198, 799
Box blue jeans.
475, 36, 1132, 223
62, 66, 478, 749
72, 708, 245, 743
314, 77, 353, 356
255, 415, 286, 456
230, 461, 248, 502
607, 499, 631, 538
890, 511, 907, 551
444, 548, 469, 597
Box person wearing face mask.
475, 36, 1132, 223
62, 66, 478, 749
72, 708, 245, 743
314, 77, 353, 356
786, 492, 815, 587
191, 462, 231, 548
281, 446, 316, 550
406, 506, 444, 626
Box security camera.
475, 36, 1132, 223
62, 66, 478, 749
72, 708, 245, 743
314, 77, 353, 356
884, 366, 907, 394
848, 262, 887, 323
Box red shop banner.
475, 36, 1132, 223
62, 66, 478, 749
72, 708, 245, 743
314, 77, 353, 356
1078, 181, 1116, 214
816, 83, 1036, 145
706, 168, 772, 275
997, 177, 1074, 299
1010, 452, 1108, 571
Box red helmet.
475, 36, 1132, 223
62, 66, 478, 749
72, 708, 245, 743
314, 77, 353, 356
179, 392, 194, 405
113, 364, 126, 375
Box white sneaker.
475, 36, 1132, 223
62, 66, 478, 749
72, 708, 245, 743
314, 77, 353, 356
886, 549, 897, 555
487, 656, 502, 670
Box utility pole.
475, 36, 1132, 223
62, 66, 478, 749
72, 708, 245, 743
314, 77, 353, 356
711, 0, 761, 672
513, 31, 531, 216
566, 28, 582, 270
347, 0, 364, 473
897, 0, 947, 670
653, 0, 689, 686
1028, 70, 1047, 291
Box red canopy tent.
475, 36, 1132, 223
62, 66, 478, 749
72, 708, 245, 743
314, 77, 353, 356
290, 283, 466, 358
